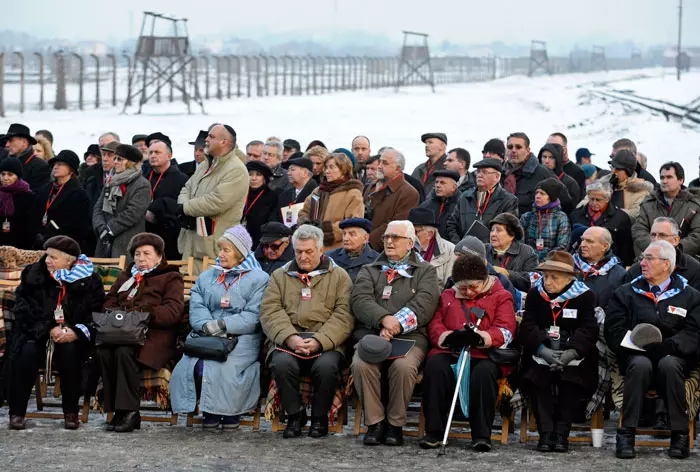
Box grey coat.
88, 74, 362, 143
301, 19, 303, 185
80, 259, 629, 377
92, 174, 150, 258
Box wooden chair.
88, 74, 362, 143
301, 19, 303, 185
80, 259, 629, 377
92, 255, 127, 293
0, 279, 21, 291
26, 372, 91, 424
519, 403, 604, 445
617, 391, 696, 448
170, 257, 195, 278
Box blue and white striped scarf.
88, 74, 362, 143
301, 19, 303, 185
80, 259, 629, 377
630, 274, 687, 304
573, 253, 620, 278
51, 254, 94, 284
131, 262, 160, 279
535, 277, 590, 308
213, 253, 262, 276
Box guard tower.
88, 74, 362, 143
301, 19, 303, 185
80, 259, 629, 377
122, 11, 204, 114
395, 31, 435, 92
591, 46, 608, 72
528, 40, 551, 77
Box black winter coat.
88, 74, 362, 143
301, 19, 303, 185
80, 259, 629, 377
81, 164, 104, 212
178, 161, 197, 178
445, 185, 519, 244
33, 177, 91, 251
519, 284, 598, 395
486, 240, 539, 292
420, 190, 460, 238
404, 172, 426, 204
563, 160, 586, 196
538, 144, 581, 214
254, 243, 294, 275
504, 154, 558, 216
145, 165, 189, 261
575, 255, 626, 311
14, 147, 50, 193
605, 274, 700, 374
243, 185, 280, 249
624, 247, 700, 292
325, 245, 379, 282
0, 187, 37, 249
277, 178, 318, 209
569, 203, 634, 266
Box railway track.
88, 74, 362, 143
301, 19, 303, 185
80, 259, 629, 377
590, 87, 700, 125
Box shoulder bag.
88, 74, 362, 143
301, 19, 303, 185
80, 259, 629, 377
92, 309, 151, 346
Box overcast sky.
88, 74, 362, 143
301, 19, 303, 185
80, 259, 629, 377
8, 0, 698, 46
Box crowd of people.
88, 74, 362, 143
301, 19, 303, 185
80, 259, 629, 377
2, 122, 700, 461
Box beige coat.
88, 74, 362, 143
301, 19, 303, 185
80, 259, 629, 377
428, 233, 455, 291
597, 173, 654, 222
177, 148, 249, 273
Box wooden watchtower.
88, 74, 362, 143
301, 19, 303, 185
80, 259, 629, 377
528, 40, 551, 77
395, 31, 435, 92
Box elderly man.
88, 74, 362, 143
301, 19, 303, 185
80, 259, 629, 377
144, 135, 189, 261
632, 162, 700, 257
246, 140, 264, 162
444, 147, 474, 193
569, 181, 634, 266
278, 156, 318, 209
624, 217, 700, 290
419, 170, 460, 237
132, 134, 149, 160
409, 208, 454, 290
262, 139, 291, 193
352, 220, 440, 446
574, 227, 626, 310
352, 136, 372, 183
446, 158, 519, 245
365, 148, 419, 250
260, 225, 354, 438
3, 123, 50, 191
178, 124, 248, 273
325, 218, 378, 282
177, 130, 207, 178
254, 222, 295, 275
412, 133, 448, 194
606, 240, 700, 460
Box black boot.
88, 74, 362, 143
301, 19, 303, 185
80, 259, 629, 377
552, 433, 569, 453
363, 421, 386, 446
472, 437, 492, 452
669, 430, 690, 459
114, 411, 141, 433
615, 427, 636, 459
309, 416, 329, 438
384, 424, 404, 446
536, 432, 554, 452
106, 411, 123, 432
282, 410, 307, 438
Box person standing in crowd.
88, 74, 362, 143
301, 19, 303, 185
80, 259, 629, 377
521, 178, 571, 262
0, 157, 37, 249
262, 139, 291, 193
278, 156, 318, 209
131, 134, 149, 161
365, 148, 419, 250
412, 133, 448, 195
352, 220, 439, 447
632, 162, 700, 257
503, 132, 557, 216
33, 135, 54, 161
574, 227, 626, 311
568, 181, 634, 267
420, 253, 516, 451
144, 136, 189, 261
260, 225, 354, 438
596, 149, 654, 222
35, 150, 91, 250
419, 170, 460, 237
324, 218, 378, 282
179, 130, 208, 178
254, 222, 294, 275
444, 148, 474, 193
178, 124, 248, 274
486, 213, 539, 292
245, 140, 264, 162
35, 129, 54, 146
305, 145, 329, 185
409, 207, 455, 290
351, 136, 372, 183
83, 140, 118, 211
446, 158, 518, 245
93, 145, 150, 259
282, 139, 301, 161
611, 138, 657, 186
7, 236, 104, 431
538, 143, 581, 213
606, 240, 700, 460
520, 251, 598, 453
482, 138, 506, 162
78, 144, 101, 187
3, 123, 50, 192
576, 148, 609, 178
243, 161, 279, 249
363, 155, 381, 188
547, 132, 586, 193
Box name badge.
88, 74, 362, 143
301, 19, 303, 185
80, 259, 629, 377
2, 220, 9, 233
285, 210, 293, 224
301, 287, 312, 300
563, 309, 578, 319
220, 294, 231, 308
54, 306, 65, 324
536, 238, 545, 251
382, 286, 392, 300
547, 325, 560, 339
668, 306, 687, 317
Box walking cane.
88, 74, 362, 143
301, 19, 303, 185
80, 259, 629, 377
438, 311, 485, 456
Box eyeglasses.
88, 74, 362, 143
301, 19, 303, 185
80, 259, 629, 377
506, 144, 523, 150
641, 254, 668, 262
263, 242, 284, 251
382, 234, 410, 242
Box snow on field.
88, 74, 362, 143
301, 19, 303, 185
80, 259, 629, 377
1, 67, 699, 179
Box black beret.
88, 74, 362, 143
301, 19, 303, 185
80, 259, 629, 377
48, 150, 81, 173
433, 169, 460, 182
246, 160, 273, 180
283, 139, 300, 150
473, 158, 503, 172
339, 218, 372, 234
408, 207, 437, 227
132, 134, 148, 144
282, 156, 314, 173
145, 132, 172, 149
115, 144, 144, 163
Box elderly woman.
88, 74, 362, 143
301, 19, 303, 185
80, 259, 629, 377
0, 157, 37, 249
486, 213, 539, 292
171, 226, 269, 428
520, 178, 571, 262
93, 144, 150, 259
96, 233, 185, 433
298, 152, 364, 250
33, 135, 54, 161
243, 161, 280, 249
409, 207, 455, 290
420, 253, 516, 451
8, 236, 104, 430
519, 251, 598, 453
569, 181, 634, 266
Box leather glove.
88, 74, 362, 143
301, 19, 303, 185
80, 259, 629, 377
558, 349, 580, 367
99, 228, 114, 244
202, 319, 227, 337
645, 341, 672, 364
443, 328, 482, 350
538, 345, 563, 366
177, 204, 196, 230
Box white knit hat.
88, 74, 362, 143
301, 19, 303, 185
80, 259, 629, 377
220, 225, 252, 258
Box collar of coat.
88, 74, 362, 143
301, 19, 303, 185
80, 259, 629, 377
125, 260, 180, 279
464, 183, 506, 201
371, 249, 426, 269
385, 173, 407, 193
649, 186, 696, 206
283, 254, 336, 276
522, 153, 541, 175
630, 273, 688, 300
203, 148, 234, 174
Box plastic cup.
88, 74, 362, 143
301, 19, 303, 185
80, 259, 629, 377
591, 428, 604, 448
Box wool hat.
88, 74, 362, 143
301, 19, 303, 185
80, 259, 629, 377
306, 140, 326, 150
260, 222, 293, 244
482, 138, 506, 158
44, 235, 81, 258
146, 132, 172, 149
357, 335, 392, 364
115, 144, 144, 163
132, 134, 148, 145
339, 217, 372, 234
536, 177, 564, 202
283, 138, 301, 151
473, 158, 503, 172
609, 149, 637, 176
48, 150, 81, 173
332, 147, 356, 168
188, 130, 208, 148
287, 151, 304, 161
100, 140, 119, 153
488, 213, 524, 241
536, 250, 576, 275
421, 132, 447, 145
0, 157, 23, 178
408, 207, 437, 227
4, 123, 36, 145
575, 147, 594, 163
84, 144, 101, 159
282, 156, 314, 173
221, 225, 253, 258
246, 160, 273, 181
630, 323, 663, 348
454, 235, 487, 258
433, 169, 460, 182
128, 232, 165, 258
452, 253, 489, 283
581, 164, 597, 179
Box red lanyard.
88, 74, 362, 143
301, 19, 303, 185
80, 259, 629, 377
217, 272, 244, 291
244, 190, 265, 218
537, 209, 549, 238
45, 182, 67, 214
550, 299, 570, 325
500, 255, 511, 269
297, 273, 311, 287
558, 172, 565, 179
24, 154, 35, 165
148, 170, 165, 200
640, 285, 670, 304
438, 201, 445, 218
477, 189, 494, 217
57, 284, 66, 307
422, 160, 438, 184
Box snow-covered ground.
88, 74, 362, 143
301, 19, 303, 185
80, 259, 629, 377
2, 67, 699, 179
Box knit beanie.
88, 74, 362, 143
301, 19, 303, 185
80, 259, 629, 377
0, 157, 23, 178
454, 235, 487, 258
221, 225, 253, 258
452, 253, 488, 284
536, 177, 563, 202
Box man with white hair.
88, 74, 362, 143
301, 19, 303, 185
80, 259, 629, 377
364, 148, 419, 250
606, 239, 700, 460
351, 220, 440, 447
324, 218, 378, 282
262, 139, 291, 193
574, 227, 626, 310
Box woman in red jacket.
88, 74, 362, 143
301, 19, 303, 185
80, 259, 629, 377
419, 253, 516, 452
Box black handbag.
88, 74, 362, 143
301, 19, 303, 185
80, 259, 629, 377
458, 300, 520, 365
183, 333, 238, 362
92, 309, 151, 346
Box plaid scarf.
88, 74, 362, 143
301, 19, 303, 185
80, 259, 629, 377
51, 254, 94, 284
573, 253, 620, 279
535, 277, 590, 308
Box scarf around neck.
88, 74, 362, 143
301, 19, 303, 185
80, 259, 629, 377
573, 253, 619, 279
214, 253, 262, 277
535, 277, 590, 308
319, 177, 347, 193
0, 179, 31, 217
102, 167, 141, 215
535, 200, 561, 212
51, 254, 94, 284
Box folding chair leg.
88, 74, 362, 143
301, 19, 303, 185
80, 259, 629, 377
519, 406, 529, 443
252, 404, 261, 431
81, 397, 90, 424
501, 414, 510, 445
34, 375, 44, 411
169, 413, 178, 425
353, 398, 363, 437
54, 376, 61, 398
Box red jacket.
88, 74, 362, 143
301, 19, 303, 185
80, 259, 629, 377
428, 278, 517, 375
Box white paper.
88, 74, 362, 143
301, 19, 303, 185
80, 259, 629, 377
621, 330, 646, 351
281, 203, 304, 228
